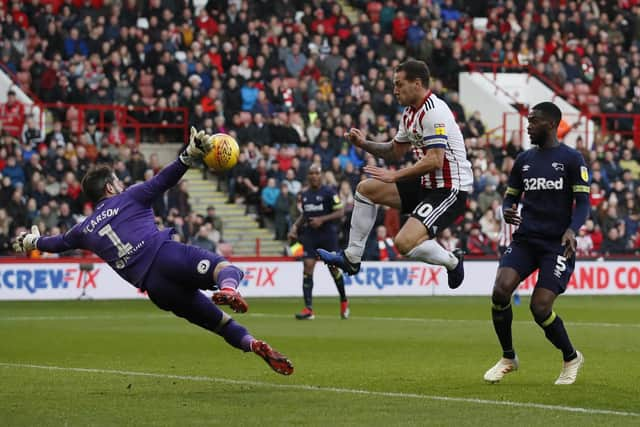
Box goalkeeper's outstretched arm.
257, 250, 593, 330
13, 225, 81, 254
128, 127, 214, 205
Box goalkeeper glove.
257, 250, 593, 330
13, 225, 40, 253
179, 126, 214, 167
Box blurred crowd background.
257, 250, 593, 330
1, 0, 639, 259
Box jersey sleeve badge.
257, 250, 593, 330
434, 123, 446, 136
332, 194, 344, 209
580, 166, 588, 183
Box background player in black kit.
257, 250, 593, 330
288, 164, 349, 320
484, 102, 590, 385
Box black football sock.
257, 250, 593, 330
536, 311, 577, 362
330, 267, 347, 302
492, 302, 515, 360
303, 273, 313, 309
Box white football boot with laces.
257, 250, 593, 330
554, 351, 584, 385
484, 356, 519, 383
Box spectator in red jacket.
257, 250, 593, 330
589, 182, 605, 208
392, 10, 410, 43
467, 224, 496, 255
195, 9, 217, 36
107, 123, 126, 146
0, 90, 25, 138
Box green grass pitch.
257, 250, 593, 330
1, 296, 638, 426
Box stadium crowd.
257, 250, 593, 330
0, 0, 639, 258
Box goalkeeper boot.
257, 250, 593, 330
316, 249, 360, 275
212, 288, 249, 313
251, 340, 294, 376
483, 356, 519, 383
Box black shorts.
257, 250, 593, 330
299, 232, 339, 259
396, 179, 467, 236
500, 237, 575, 295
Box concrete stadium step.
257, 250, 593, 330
338, 0, 360, 23
181, 169, 283, 255
223, 227, 273, 236
139, 143, 182, 166
231, 240, 285, 256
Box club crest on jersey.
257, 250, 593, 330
552, 162, 564, 171
580, 166, 589, 182
197, 259, 211, 274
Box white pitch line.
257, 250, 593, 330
1, 312, 639, 329
0, 314, 167, 321
246, 313, 640, 329
0, 362, 637, 418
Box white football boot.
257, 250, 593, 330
554, 351, 584, 385
484, 356, 519, 383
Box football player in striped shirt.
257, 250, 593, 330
318, 59, 472, 290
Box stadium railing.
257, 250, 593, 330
467, 62, 640, 145
35, 102, 190, 144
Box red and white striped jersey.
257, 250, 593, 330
498, 205, 521, 248
395, 92, 473, 192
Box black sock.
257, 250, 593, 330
303, 273, 313, 308
331, 268, 347, 302
492, 302, 515, 360
536, 312, 576, 362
